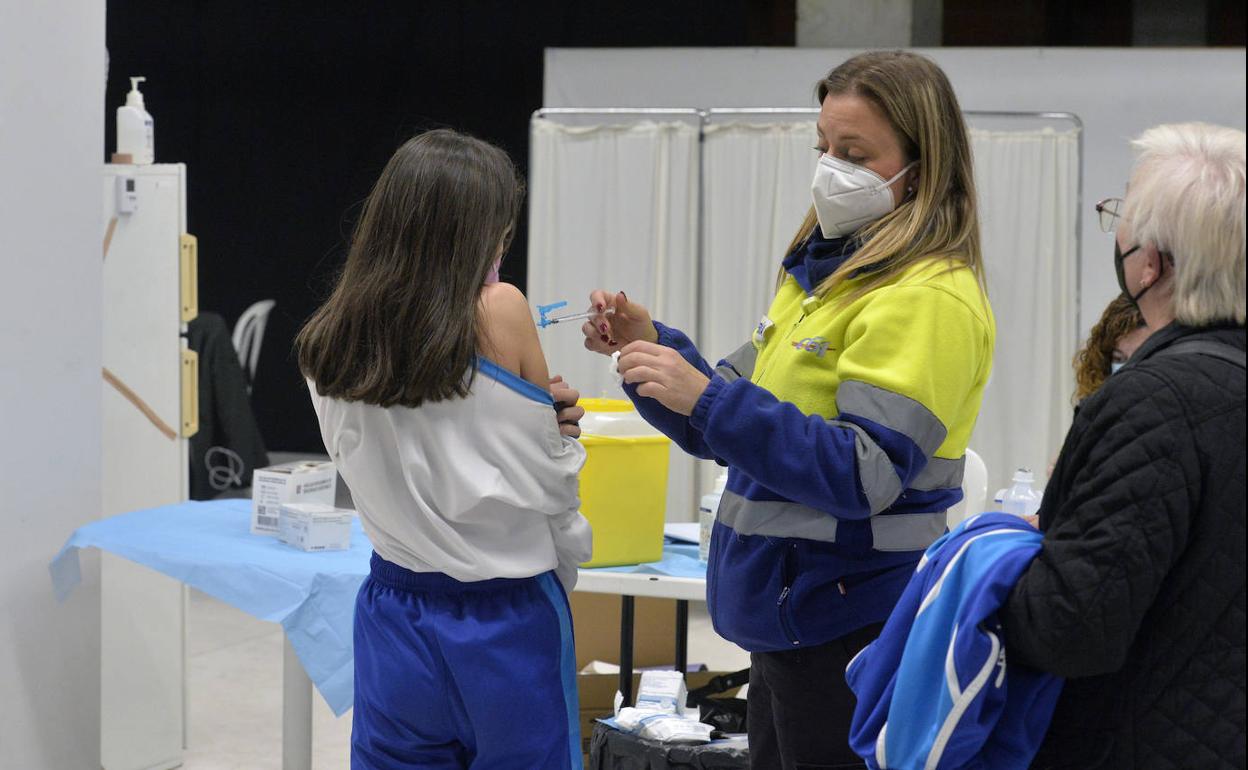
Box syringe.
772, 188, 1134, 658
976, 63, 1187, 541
537, 300, 615, 329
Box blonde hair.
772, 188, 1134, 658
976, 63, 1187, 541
1125, 122, 1246, 325
786, 51, 984, 305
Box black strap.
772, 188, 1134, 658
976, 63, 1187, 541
685, 667, 750, 706
1155, 339, 1247, 369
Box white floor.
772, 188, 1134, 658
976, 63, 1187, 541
182, 588, 750, 769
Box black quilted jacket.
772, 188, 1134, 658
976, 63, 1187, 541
1001, 322, 1246, 769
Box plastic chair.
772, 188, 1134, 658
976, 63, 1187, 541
946, 448, 989, 529
231, 299, 276, 392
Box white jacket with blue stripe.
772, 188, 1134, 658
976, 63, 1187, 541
308, 357, 592, 592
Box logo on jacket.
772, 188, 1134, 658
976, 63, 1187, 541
791, 336, 832, 357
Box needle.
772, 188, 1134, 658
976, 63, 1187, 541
536, 300, 615, 329
544, 307, 614, 326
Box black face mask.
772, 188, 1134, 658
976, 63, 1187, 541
1114, 240, 1162, 308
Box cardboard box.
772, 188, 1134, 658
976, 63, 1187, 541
635, 670, 687, 714
278, 503, 352, 552
251, 460, 337, 535
570, 592, 678, 671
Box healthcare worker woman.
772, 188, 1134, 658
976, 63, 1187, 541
583, 51, 995, 768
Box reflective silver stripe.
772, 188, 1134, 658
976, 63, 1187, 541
717, 491, 948, 551
910, 456, 965, 492
834, 420, 904, 515
717, 491, 839, 542
870, 512, 947, 552
716, 341, 758, 383
836, 380, 947, 457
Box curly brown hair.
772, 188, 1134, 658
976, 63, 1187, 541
1073, 296, 1146, 403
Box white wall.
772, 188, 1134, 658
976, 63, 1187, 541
543, 47, 1247, 339
0, 1, 105, 768
797, 0, 912, 48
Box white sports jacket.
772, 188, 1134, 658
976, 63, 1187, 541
307, 357, 592, 591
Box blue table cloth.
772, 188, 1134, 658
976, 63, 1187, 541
598, 541, 706, 579
50, 499, 706, 716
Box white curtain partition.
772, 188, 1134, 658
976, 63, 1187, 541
528, 112, 1079, 519
527, 117, 700, 520
968, 127, 1079, 492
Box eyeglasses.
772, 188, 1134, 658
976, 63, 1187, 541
1096, 198, 1124, 233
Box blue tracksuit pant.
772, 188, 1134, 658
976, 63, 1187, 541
352, 553, 582, 769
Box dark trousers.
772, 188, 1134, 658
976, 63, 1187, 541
747, 623, 884, 770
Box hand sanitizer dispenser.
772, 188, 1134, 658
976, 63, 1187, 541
116, 76, 155, 165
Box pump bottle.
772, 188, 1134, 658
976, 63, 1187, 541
698, 471, 728, 562
116, 76, 154, 164
1001, 468, 1043, 518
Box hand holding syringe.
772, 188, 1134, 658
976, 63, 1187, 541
543, 290, 659, 350
537, 300, 625, 387
536, 301, 615, 329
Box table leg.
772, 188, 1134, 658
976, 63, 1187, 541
675, 600, 688, 676
282, 635, 313, 770
182, 583, 190, 751
619, 595, 635, 706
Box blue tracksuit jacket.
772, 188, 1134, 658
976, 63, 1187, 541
845, 513, 1063, 769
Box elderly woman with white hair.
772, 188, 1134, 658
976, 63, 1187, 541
1001, 122, 1245, 768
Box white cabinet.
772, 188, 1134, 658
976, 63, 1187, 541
101, 164, 196, 770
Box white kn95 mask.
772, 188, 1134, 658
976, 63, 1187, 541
811, 155, 916, 238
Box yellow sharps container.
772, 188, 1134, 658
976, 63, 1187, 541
577, 398, 670, 567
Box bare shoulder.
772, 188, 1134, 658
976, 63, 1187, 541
480, 281, 526, 304
477, 283, 549, 387
479, 282, 536, 336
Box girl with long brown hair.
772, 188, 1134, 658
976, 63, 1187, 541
582, 51, 996, 767
297, 128, 590, 769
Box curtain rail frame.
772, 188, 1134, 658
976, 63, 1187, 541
531, 107, 1085, 350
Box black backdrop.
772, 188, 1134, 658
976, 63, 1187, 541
105, 2, 794, 452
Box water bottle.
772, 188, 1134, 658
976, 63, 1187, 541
698, 471, 728, 563
1001, 468, 1042, 518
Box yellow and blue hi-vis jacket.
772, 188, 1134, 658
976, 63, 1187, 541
626, 233, 995, 652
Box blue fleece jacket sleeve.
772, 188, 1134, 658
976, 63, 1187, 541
621, 322, 719, 460
689, 375, 927, 518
